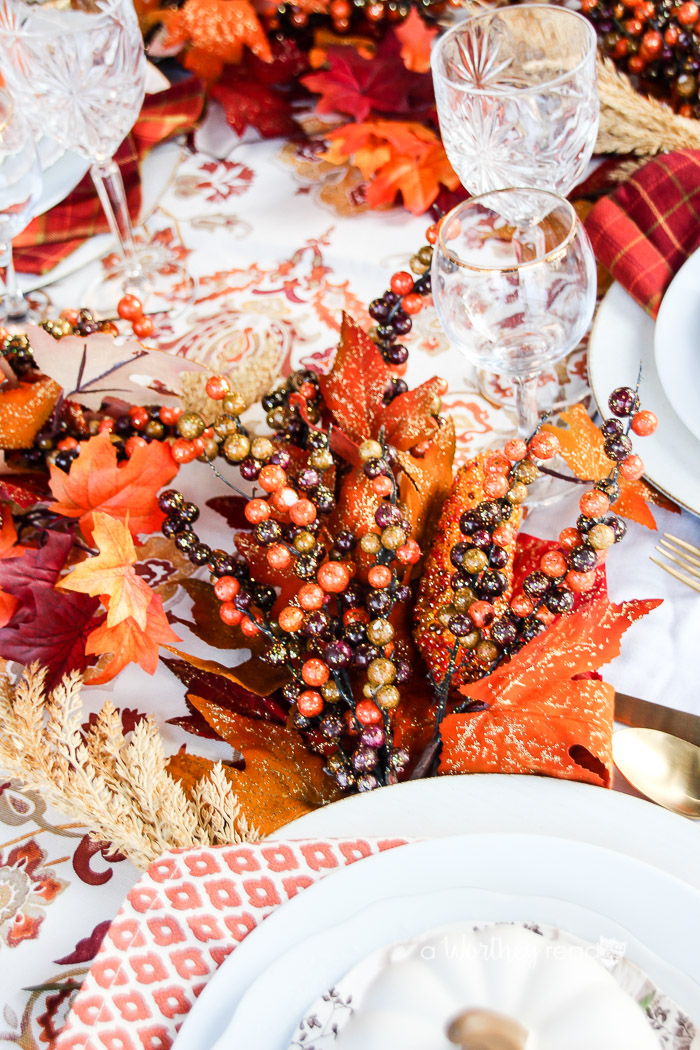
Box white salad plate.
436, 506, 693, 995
173, 774, 700, 1050
588, 281, 700, 517
654, 247, 700, 442
174, 833, 700, 1050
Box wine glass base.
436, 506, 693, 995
82, 240, 197, 334
476, 361, 591, 418
1, 289, 50, 328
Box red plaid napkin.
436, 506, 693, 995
13, 77, 205, 275
584, 150, 700, 318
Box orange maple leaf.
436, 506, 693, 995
439, 594, 662, 787
324, 121, 459, 215
48, 432, 178, 542
85, 592, 180, 684
543, 405, 660, 530
0, 504, 24, 628
394, 8, 437, 73
163, 0, 271, 79
56, 513, 153, 629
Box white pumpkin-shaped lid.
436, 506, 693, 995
335, 924, 661, 1050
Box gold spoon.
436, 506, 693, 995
613, 728, 700, 819
447, 1009, 529, 1050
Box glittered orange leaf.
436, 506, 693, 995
542, 405, 659, 530
57, 512, 153, 629
440, 594, 662, 786
164, 644, 290, 699
86, 592, 179, 683
398, 416, 455, 544
394, 8, 437, 73
318, 314, 391, 445
48, 432, 179, 542
163, 0, 271, 79
0, 377, 61, 450
185, 694, 341, 834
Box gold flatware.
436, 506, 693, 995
447, 1009, 529, 1050
614, 691, 700, 747
613, 727, 700, 819
650, 532, 700, 593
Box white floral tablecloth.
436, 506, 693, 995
1, 105, 700, 1048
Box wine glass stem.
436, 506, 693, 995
1, 247, 30, 322
90, 159, 145, 292
513, 374, 539, 438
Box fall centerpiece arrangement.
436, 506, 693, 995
0, 239, 664, 864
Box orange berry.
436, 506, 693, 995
299, 381, 316, 400
317, 562, 350, 593
302, 658, 329, 687
483, 474, 509, 499
267, 544, 292, 570
344, 608, 369, 625
159, 405, 182, 426
678, 0, 699, 24
631, 410, 657, 436
205, 375, 230, 400
566, 569, 596, 593
618, 454, 644, 480
171, 437, 199, 463
117, 294, 142, 321
579, 490, 610, 517
484, 452, 510, 475
529, 432, 560, 459
124, 435, 147, 457
59, 308, 79, 325
129, 406, 149, 430
368, 565, 392, 589
390, 271, 413, 295
214, 576, 240, 601
298, 583, 325, 610
259, 464, 286, 492
559, 527, 583, 551
425, 223, 439, 244
396, 538, 420, 565
279, 606, 304, 632
540, 550, 567, 577
372, 476, 393, 498
240, 615, 261, 637
220, 602, 242, 625
536, 606, 556, 626
298, 690, 324, 717
628, 54, 645, 73
504, 438, 528, 462
245, 498, 271, 524
355, 700, 382, 725
492, 525, 515, 546
272, 486, 299, 512
98, 418, 115, 434
443, 217, 461, 241
289, 498, 316, 526
401, 293, 423, 316
133, 316, 155, 339
510, 593, 534, 616
469, 600, 495, 628
57, 436, 78, 451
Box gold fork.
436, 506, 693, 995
651, 533, 700, 594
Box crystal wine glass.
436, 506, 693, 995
431, 4, 599, 198
431, 189, 596, 440
0, 0, 191, 317
0, 89, 43, 326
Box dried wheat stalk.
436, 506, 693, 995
597, 55, 700, 155
0, 665, 259, 870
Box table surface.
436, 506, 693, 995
1, 106, 700, 1048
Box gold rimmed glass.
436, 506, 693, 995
431, 188, 596, 439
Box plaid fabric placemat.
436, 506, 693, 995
13, 76, 205, 275
585, 149, 700, 318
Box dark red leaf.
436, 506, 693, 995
54, 918, 112, 963
0, 530, 73, 601
211, 74, 297, 138
163, 656, 287, 723
0, 472, 51, 509
206, 495, 250, 531
242, 37, 308, 85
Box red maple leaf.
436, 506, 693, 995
211, 73, 298, 138
302, 33, 434, 122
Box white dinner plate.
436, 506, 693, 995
173, 775, 700, 1050
175, 834, 700, 1050
588, 282, 700, 517
654, 249, 700, 442
35, 146, 90, 218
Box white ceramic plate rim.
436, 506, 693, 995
654, 249, 700, 441
588, 281, 700, 516
227, 882, 700, 1050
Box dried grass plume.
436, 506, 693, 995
0, 665, 258, 870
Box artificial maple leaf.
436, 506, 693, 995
394, 8, 437, 73
235, 532, 300, 614
182, 694, 341, 834
85, 592, 179, 684
319, 314, 444, 450
206, 494, 250, 530
163, 0, 271, 80
210, 75, 297, 138
0, 469, 51, 509
48, 432, 178, 542
0, 504, 25, 628
0, 377, 61, 450
0, 529, 73, 601
439, 594, 662, 786
324, 121, 459, 215
308, 28, 376, 69
542, 405, 664, 530
26, 325, 206, 412
398, 416, 456, 544
302, 33, 433, 122
57, 513, 153, 629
